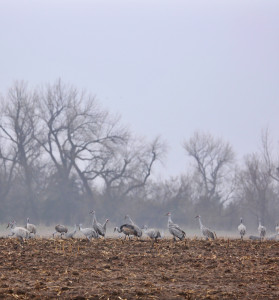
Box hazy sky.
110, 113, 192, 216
1, 0, 279, 178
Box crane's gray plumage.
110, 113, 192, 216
165, 212, 186, 241
258, 218, 266, 240
249, 235, 261, 240
114, 224, 140, 239
102, 219, 109, 235
90, 210, 108, 237
53, 224, 68, 238
124, 215, 142, 237
195, 215, 215, 240
65, 224, 77, 239
79, 224, 98, 240
143, 225, 161, 241
26, 218, 37, 237
7, 221, 30, 242
267, 233, 279, 241
238, 218, 246, 240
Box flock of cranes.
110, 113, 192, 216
5, 211, 279, 243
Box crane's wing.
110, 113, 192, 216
203, 228, 215, 239
120, 224, 137, 235
169, 224, 185, 239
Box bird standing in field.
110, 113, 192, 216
26, 218, 37, 237
53, 224, 68, 238
165, 212, 186, 241
124, 215, 142, 237
143, 225, 161, 241
195, 215, 215, 240
7, 221, 30, 242
275, 223, 279, 235
78, 224, 98, 241
238, 218, 246, 240
65, 224, 77, 239
90, 210, 108, 237
114, 224, 139, 239
258, 218, 266, 240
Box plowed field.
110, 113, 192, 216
0, 237, 279, 299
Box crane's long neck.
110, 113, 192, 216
92, 212, 97, 227
103, 220, 108, 230
167, 215, 173, 225
127, 216, 134, 225
198, 218, 203, 229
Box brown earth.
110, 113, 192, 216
0, 237, 279, 299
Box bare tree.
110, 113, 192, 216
261, 128, 279, 182
236, 152, 275, 225
183, 131, 235, 205
99, 136, 166, 198
35, 80, 129, 203
0, 82, 40, 218
0, 141, 17, 204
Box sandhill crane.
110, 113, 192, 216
165, 212, 186, 241
53, 224, 68, 238
238, 218, 246, 240
249, 235, 261, 241
102, 219, 109, 235
90, 210, 109, 237
195, 215, 215, 240
26, 218, 37, 237
258, 218, 266, 240
267, 233, 279, 241
65, 224, 77, 239
124, 215, 142, 237
275, 223, 279, 235
7, 221, 30, 242
143, 225, 161, 241
114, 224, 139, 239
79, 224, 98, 241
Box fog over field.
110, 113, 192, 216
0, 1, 279, 233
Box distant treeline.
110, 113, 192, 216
1, 80, 279, 232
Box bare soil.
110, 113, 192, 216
0, 237, 279, 299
